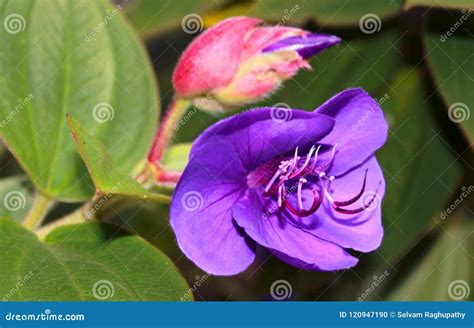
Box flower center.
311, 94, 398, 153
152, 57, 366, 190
259, 145, 381, 217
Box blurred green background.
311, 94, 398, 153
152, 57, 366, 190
0, 0, 472, 301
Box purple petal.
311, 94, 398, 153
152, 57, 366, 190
262, 33, 341, 59
172, 107, 334, 275
291, 156, 385, 252
190, 107, 335, 172
232, 189, 359, 271
315, 88, 388, 176
170, 140, 255, 275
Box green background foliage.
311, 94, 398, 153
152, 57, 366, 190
0, 0, 472, 301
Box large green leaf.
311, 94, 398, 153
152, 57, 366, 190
124, 0, 219, 39
0, 218, 190, 301
386, 214, 473, 300
248, 0, 403, 27
0, 0, 158, 201
0, 175, 33, 223
425, 34, 474, 142
375, 69, 462, 261
67, 115, 169, 203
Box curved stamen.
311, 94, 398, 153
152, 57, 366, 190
315, 143, 338, 173
289, 145, 316, 178
303, 145, 321, 175
264, 168, 283, 194
334, 182, 382, 215
284, 188, 323, 217
332, 169, 368, 207
297, 178, 307, 210
283, 147, 299, 178
259, 144, 380, 217
277, 184, 284, 208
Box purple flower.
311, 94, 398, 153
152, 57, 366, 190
170, 88, 388, 275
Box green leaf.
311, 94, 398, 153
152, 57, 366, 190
162, 143, 192, 171
124, 0, 218, 39
425, 33, 474, 142
0, 175, 33, 223
386, 215, 473, 300
376, 69, 462, 261
67, 115, 169, 203
0, 0, 158, 201
0, 218, 191, 301
405, 0, 474, 10
248, 0, 403, 27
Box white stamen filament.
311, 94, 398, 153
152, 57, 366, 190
264, 168, 282, 193
291, 145, 316, 178
297, 178, 307, 210
277, 185, 284, 207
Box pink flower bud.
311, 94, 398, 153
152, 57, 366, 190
172, 16, 340, 111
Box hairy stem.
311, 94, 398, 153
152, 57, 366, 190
36, 209, 85, 240
148, 96, 191, 166
22, 192, 54, 230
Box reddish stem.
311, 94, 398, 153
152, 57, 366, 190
147, 96, 190, 183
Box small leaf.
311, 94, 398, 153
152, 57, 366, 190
67, 115, 169, 203
0, 218, 191, 301
386, 214, 473, 301
162, 143, 192, 171
0, 0, 158, 201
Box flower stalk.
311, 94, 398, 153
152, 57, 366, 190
36, 209, 85, 240
147, 97, 191, 183
22, 192, 54, 230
